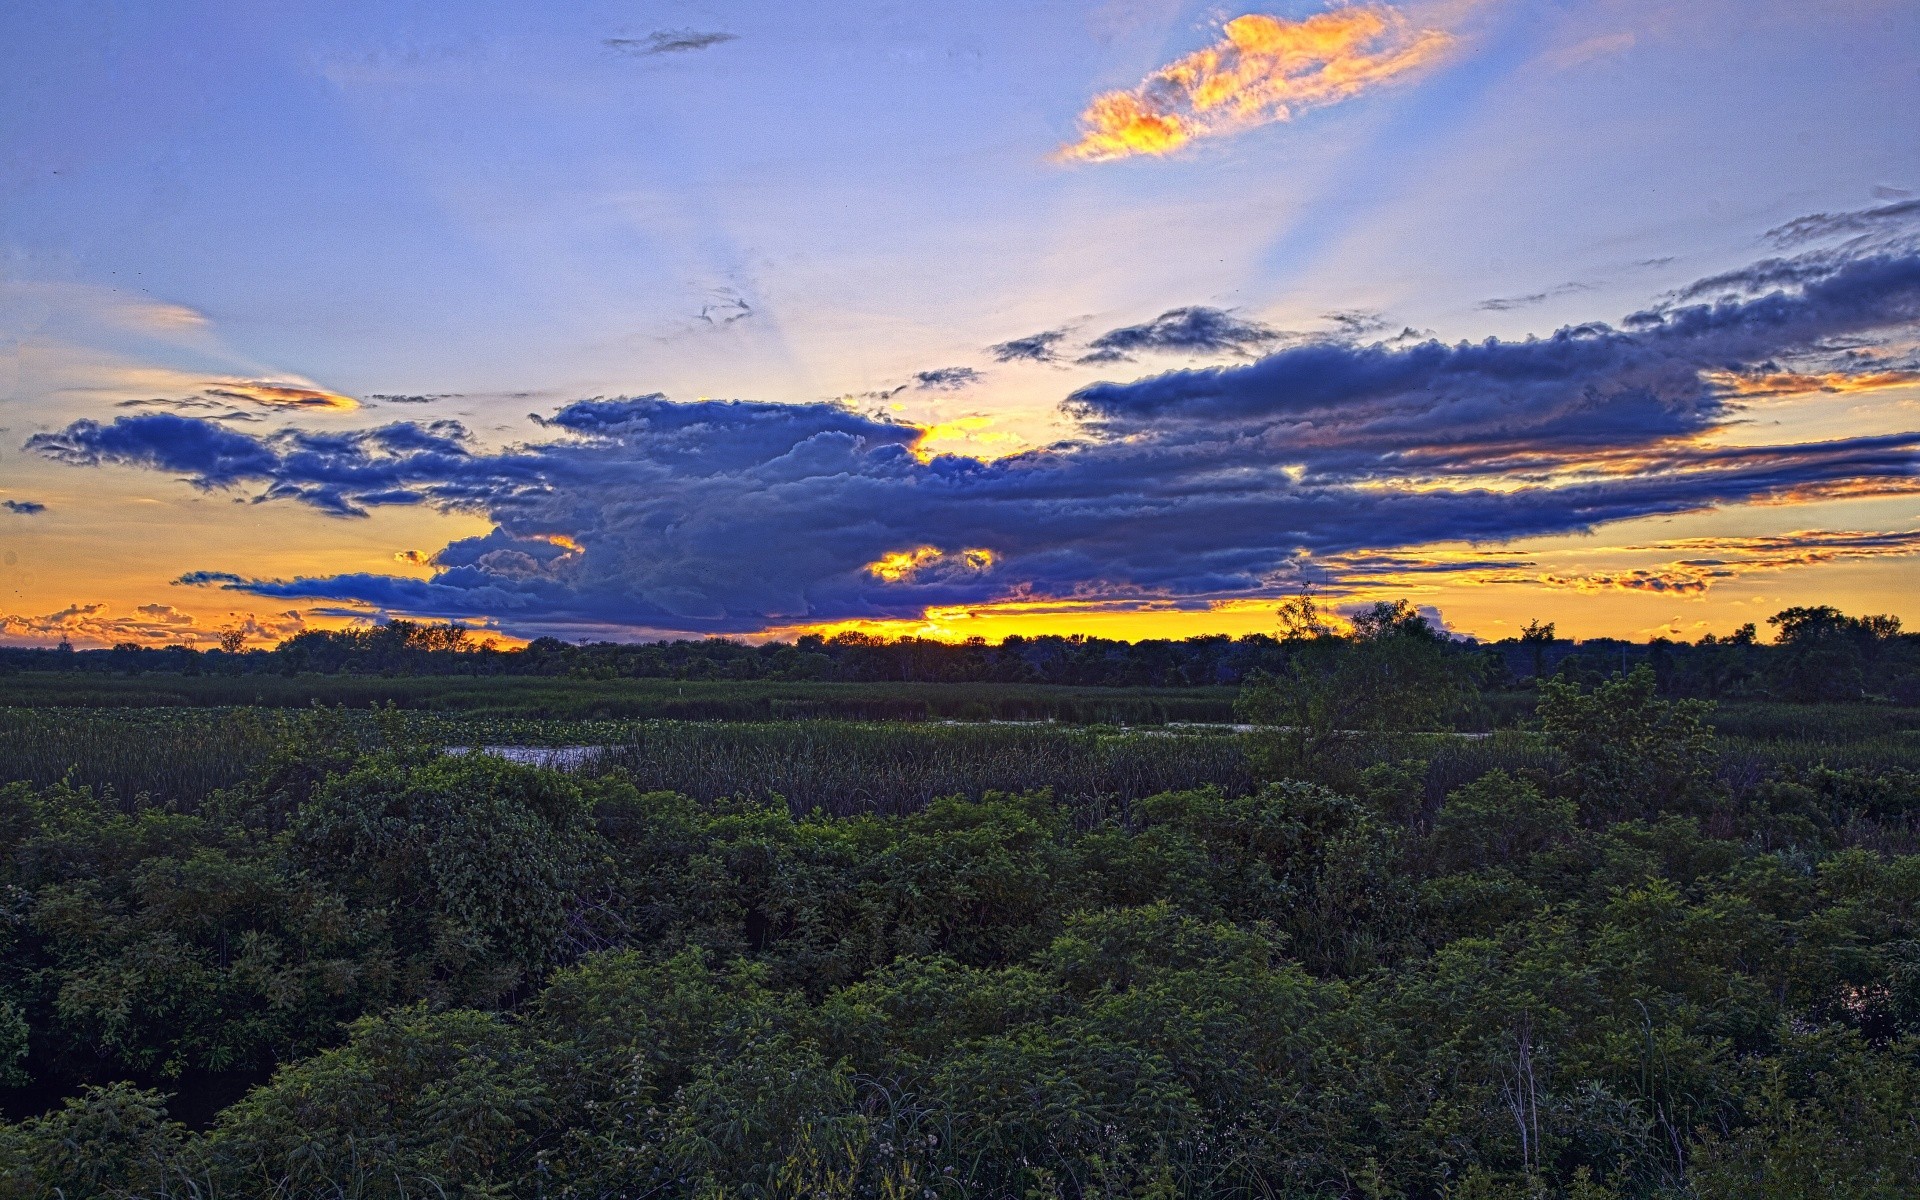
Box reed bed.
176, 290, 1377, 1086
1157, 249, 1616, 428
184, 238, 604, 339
601, 722, 1255, 817
5, 704, 1916, 815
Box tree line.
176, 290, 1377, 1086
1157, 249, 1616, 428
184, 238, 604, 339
4, 602, 1916, 703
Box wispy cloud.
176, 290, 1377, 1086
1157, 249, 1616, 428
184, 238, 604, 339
605, 30, 738, 56
1766, 198, 1920, 248
0, 601, 306, 649
1058, 7, 1453, 162
2, 500, 47, 515
1476, 282, 1594, 312
988, 329, 1069, 363
1081, 306, 1285, 362
913, 367, 984, 391
202, 380, 360, 410
1704, 368, 1920, 398
1315, 529, 1920, 598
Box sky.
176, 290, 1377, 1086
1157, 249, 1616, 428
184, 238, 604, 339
2, 0, 1918, 648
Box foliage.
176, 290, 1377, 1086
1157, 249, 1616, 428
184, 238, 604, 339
2, 659, 1920, 1197
1538, 666, 1720, 823
1237, 600, 1485, 780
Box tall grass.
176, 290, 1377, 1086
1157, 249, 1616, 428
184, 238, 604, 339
0, 673, 1239, 724
602, 722, 1254, 817
0, 708, 291, 804
6, 704, 1916, 816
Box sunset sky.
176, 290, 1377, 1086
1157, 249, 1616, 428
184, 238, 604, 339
3, 0, 1918, 648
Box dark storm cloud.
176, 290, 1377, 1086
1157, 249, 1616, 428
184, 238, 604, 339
1080, 306, 1284, 362
988, 329, 1069, 363
605, 30, 738, 56
1069, 250, 1920, 471
28, 237, 1920, 637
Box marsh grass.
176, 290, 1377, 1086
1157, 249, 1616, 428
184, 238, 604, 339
0, 673, 1240, 723
4, 702, 1915, 814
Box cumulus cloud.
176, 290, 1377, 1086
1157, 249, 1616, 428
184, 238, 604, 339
1058, 7, 1452, 162
27, 237, 1920, 638
606, 30, 738, 56
1080, 306, 1285, 362
2, 500, 46, 515
988, 329, 1069, 363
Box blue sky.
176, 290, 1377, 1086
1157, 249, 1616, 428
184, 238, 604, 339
3, 0, 1918, 646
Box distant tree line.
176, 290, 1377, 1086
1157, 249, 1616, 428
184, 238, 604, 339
2, 603, 1915, 702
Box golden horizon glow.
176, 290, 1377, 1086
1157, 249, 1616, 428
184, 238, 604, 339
1058, 8, 1453, 162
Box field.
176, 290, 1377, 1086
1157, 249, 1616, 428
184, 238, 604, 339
5, 697, 1916, 814
0, 671, 1241, 723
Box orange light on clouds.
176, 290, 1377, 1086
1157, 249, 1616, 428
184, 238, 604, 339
864, 545, 997, 583
909, 415, 1022, 462
1706, 369, 1920, 398
202, 380, 360, 410
1059, 7, 1453, 162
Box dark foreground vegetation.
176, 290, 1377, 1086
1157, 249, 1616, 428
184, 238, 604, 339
2, 603, 1918, 1198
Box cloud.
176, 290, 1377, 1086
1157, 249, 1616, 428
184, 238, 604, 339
1311, 528, 1920, 598
988, 329, 1070, 363
1323, 310, 1387, 336
698, 292, 753, 325
913, 367, 984, 391
1476, 282, 1594, 312
3, 500, 47, 515
0, 600, 306, 649
1703, 369, 1920, 398
27, 238, 1920, 638
367, 393, 461, 405
1766, 198, 1920, 248
606, 30, 738, 56
1080, 306, 1285, 362
1065, 248, 1920, 473
1058, 7, 1453, 162
202, 380, 360, 410
1544, 31, 1636, 70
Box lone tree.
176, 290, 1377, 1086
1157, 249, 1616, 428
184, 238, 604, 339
1520, 618, 1556, 682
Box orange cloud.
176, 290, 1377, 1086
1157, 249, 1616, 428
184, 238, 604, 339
1705, 369, 1920, 398
910, 416, 1022, 462
1059, 7, 1452, 162
0, 602, 309, 649
864, 546, 996, 583
202, 380, 360, 410
1311, 528, 1920, 600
